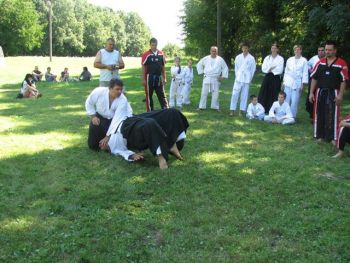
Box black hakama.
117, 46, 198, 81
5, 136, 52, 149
258, 73, 282, 113
121, 109, 189, 160
88, 113, 112, 150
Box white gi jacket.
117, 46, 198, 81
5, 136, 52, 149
234, 53, 256, 84
261, 55, 284, 75
197, 55, 229, 84
283, 56, 309, 89
246, 103, 265, 119
268, 101, 293, 120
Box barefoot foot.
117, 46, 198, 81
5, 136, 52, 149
170, 143, 183, 160
158, 155, 168, 169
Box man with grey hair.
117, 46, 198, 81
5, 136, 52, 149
94, 38, 125, 87
196, 46, 229, 111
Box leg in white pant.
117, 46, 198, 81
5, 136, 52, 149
290, 89, 301, 118
210, 84, 220, 109
169, 80, 176, 107
282, 118, 295, 125
284, 86, 292, 105
239, 83, 250, 111
264, 115, 273, 122
176, 83, 183, 107
199, 83, 210, 109
230, 81, 242, 111
182, 83, 191, 105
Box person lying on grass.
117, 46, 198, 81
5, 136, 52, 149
333, 114, 350, 158
20, 74, 42, 98
99, 108, 189, 170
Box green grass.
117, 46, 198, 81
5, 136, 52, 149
0, 57, 349, 262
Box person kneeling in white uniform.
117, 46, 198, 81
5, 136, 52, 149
264, 91, 295, 125
246, 95, 265, 120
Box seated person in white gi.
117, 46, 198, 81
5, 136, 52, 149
169, 57, 185, 108
264, 91, 295, 125
246, 94, 265, 120
99, 108, 189, 170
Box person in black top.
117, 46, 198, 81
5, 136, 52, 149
141, 38, 169, 111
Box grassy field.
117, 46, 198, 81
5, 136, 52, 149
0, 57, 349, 262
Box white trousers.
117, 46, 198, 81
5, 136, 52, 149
182, 82, 192, 105
284, 86, 301, 118
199, 78, 220, 109
169, 79, 183, 107
264, 115, 295, 125
230, 81, 250, 111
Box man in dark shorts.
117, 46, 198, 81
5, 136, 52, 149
309, 40, 348, 144
141, 38, 169, 112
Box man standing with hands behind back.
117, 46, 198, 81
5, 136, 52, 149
141, 38, 169, 112
94, 38, 125, 87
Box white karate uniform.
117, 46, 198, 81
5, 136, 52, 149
197, 55, 229, 109
169, 65, 185, 107
283, 56, 308, 118
230, 53, 256, 111
261, 55, 284, 75
246, 102, 265, 120
85, 87, 133, 136
182, 66, 194, 105
308, 55, 320, 72
108, 132, 135, 161
264, 101, 295, 125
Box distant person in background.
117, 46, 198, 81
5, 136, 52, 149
169, 56, 184, 108
94, 38, 125, 87
32, 66, 43, 82
182, 59, 194, 105
60, 67, 70, 82
230, 42, 256, 116
20, 74, 41, 98
45, 67, 57, 82
0, 45, 5, 67
305, 46, 326, 119
282, 45, 309, 118
79, 67, 92, 81
246, 95, 265, 120
196, 46, 229, 111
141, 37, 169, 111
264, 91, 295, 125
258, 43, 284, 113
333, 114, 350, 158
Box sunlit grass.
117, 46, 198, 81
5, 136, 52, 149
0, 57, 349, 262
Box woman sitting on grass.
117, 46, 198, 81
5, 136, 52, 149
20, 74, 42, 98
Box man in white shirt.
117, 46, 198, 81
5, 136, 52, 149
85, 79, 132, 150
94, 38, 125, 87
230, 43, 256, 116
264, 91, 295, 125
197, 46, 229, 110
282, 45, 309, 118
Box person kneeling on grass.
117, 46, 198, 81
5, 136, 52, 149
19, 74, 42, 98
333, 114, 350, 158
99, 108, 189, 170
246, 94, 265, 120
264, 91, 295, 125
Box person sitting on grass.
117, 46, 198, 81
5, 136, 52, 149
20, 74, 42, 98
60, 67, 70, 82
246, 94, 265, 120
264, 91, 295, 125
333, 114, 350, 158
32, 66, 43, 82
45, 67, 57, 82
99, 108, 189, 170
79, 66, 92, 81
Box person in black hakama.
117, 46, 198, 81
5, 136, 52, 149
333, 114, 350, 158
258, 43, 285, 113
100, 108, 189, 169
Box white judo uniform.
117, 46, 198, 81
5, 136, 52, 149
283, 56, 308, 118
182, 66, 194, 105
264, 101, 295, 125
308, 55, 321, 72
169, 65, 185, 108
197, 55, 229, 109
230, 53, 256, 112
246, 102, 265, 120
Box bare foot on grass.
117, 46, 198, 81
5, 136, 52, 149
332, 151, 345, 158
158, 155, 168, 170
170, 143, 183, 160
